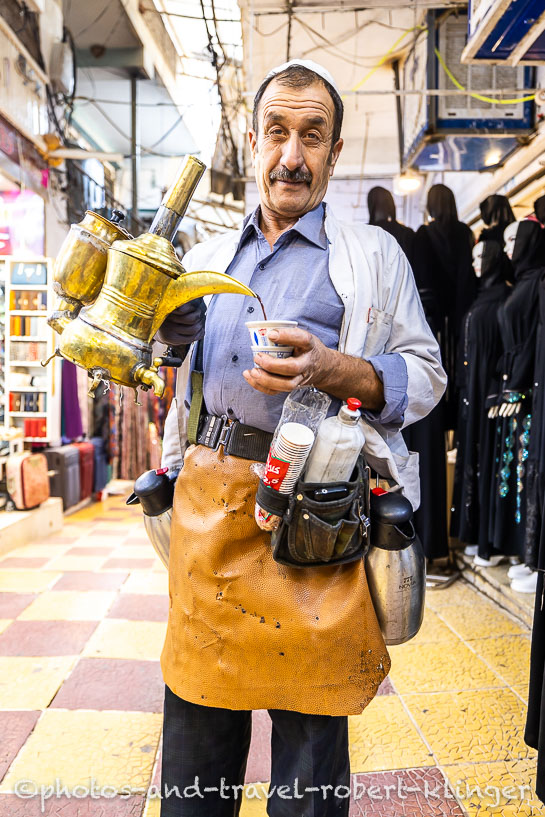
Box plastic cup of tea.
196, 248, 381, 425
251, 345, 294, 359
245, 320, 298, 348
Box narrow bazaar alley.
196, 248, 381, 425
0, 495, 539, 816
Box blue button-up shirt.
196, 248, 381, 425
189, 202, 408, 433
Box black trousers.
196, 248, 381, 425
160, 685, 350, 817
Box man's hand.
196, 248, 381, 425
243, 327, 333, 395
243, 327, 385, 411
155, 298, 206, 346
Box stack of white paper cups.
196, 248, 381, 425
256, 422, 316, 531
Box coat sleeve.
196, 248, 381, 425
381, 238, 447, 428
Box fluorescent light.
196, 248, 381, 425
394, 171, 422, 195
484, 149, 502, 167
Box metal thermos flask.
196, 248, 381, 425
126, 468, 177, 568
365, 488, 425, 645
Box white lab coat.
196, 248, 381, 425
161, 204, 447, 509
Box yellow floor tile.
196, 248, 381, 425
426, 582, 483, 610
0, 709, 162, 792
404, 688, 535, 766
0, 571, 61, 592
388, 640, 503, 693
443, 759, 542, 816
0, 657, 76, 708
143, 796, 161, 817
438, 602, 525, 640
513, 684, 530, 704
240, 784, 270, 817
83, 619, 167, 660
0, 619, 11, 634
121, 572, 169, 595
45, 555, 108, 572
18, 591, 116, 621
409, 608, 459, 645
469, 635, 531, 688
348, 694, 434, 773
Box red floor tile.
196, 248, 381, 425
64, 547, 115, 556
0, 794, 145, 816
0, 593, 37, 618
52, 572, 129, 591
0, 711, 40, 781
101, 559, 154, 570
245, 710, 272, 784
0, 621, 98, 656
107, 594, 168, 622
349, 768, 465, 816
50, 658, 164, 712
90, 516, 129, 523
376, 677, 395, 695
0, 557, 50, 569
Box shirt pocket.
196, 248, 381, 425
363, 307, 394, 357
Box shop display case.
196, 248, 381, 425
3, 257, 61, 446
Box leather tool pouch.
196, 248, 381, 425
256, 456, 371, 568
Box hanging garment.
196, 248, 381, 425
450, 241, 510, 547
489, 221, 545, 558
525, 275, 545, 806
414, 218, 476, 431
367, 186, 416, 267
61, 360, 83, 441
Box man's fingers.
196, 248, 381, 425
252, 352, 309, 376
243, 367, 304, 393
267, 327, 313, 348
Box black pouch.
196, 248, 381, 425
256, 456, 370, 568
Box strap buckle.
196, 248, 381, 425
196, 414, 232, 450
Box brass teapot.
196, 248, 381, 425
46, 156, 256, 399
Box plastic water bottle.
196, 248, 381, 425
304, 398, 365, 483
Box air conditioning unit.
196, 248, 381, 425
401, 11, 535, 172
462, 0, 545, 65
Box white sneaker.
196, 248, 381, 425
464, 545, 479, 556
474, 554, 506, 567
511, 572, 538, 594
508, 563, 533, 580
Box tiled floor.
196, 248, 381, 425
0, 496, 541, 816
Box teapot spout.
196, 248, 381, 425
150, 270, 257, 340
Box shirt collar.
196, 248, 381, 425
238, 203, 328, 251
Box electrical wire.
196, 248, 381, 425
344, 24, 428, 97
75, 4, 111, 38
434, 47, 537, 105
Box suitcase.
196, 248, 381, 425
91, 437, 109, 493
45, 445, 80, 511
6, 452, 50, 510
73, 441, 94, 501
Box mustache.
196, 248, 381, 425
269, 167, 312, 184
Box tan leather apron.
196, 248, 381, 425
161, 443, 390, 716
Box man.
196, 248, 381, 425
157, 59, 446, 817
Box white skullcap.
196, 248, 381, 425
264, 59, 341, 98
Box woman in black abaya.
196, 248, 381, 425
478, 194, 515, 245
367, 186, 415, 265
450, 241, 510, 546
414, 184, 477, 430
487, 220, 545, 560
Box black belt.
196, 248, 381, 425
196, 413, 273, 463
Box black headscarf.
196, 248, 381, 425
427, 184, 458, 225
478, 195, 515, 244
478, 240, 511, 290
534, 195, 545, 227
368, 187, 396, 225
511, 220, 545, 278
